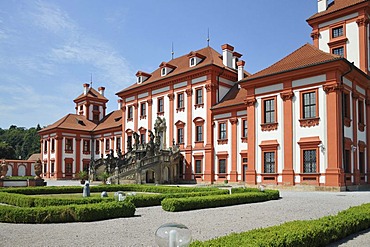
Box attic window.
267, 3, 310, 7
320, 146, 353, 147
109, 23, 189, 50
137, 76, 142, 84
161, 68, 166, 76
76, 119, 86, 126
190, 57, 196, 67
114, 116, 122, 122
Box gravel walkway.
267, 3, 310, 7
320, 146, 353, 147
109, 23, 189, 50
0, 191, 370, 246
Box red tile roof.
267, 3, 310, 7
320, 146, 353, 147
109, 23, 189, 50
117, 46, 241, 94
93, 110, 122, 131
74, 87, 108, 102
40, 114, 97, 132
212, 84, 247, 109
245, 43, 341, 80
308, 0, 368, 20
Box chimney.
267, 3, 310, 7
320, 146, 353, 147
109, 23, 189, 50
117, 99, 123, 110
232, 51, 242, 70
237, 60, 245, 81
318, 0, 328, 13
83, 83, 89, 95
98, 86, 105, 96
221, 44, 234, 68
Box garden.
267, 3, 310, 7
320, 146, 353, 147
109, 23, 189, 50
0, 184, 279, 223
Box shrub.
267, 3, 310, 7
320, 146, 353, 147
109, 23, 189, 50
190, 203, 370, 247
0, 201, 135, 223
162, 191, 279, 212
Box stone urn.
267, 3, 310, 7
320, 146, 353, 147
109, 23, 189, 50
34, 158, 42, 180
0, 159, 8, 179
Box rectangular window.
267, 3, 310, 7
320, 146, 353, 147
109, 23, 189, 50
51, 162, 55, 174
65, 138, 73, 152
195, 89, 203, 105
127, 136, 132, 149
95, 140, 100, 153
332, 26, 343, 38
127, 106, 133, 119
105, 138, 110, 151
263, 99, 275, 123
93, 105, 99, 111
140, 103, 146, 117
332, 47, 344, 57
195, 160, 202, 174
44, 140, 47, 152
83, 140, 90, 153
303, 92, 316, 118
43, 163, 47, 173
140, 134, 145, 144
177, 128, 184, 144
343, 92, 350, 118
263, 152, 275, 173
157, 98, 164, 113
219, 122, 227, 140
219, 159, 226, 174
196, 126, 203, 142
344, 150, 351, 173
303, 150, 317, 173
116, 137, 121, 150
242, 119, 248, 138
65, 163, 72, 174
177, 93, 184, 109
359, 151, 365, 173
51, 139, 55, 151
358, 100, 364, 124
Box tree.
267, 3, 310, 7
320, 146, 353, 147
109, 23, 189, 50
0, 142, 16, 159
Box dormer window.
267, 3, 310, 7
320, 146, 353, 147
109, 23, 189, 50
159, 62, 176, 77
187, 51, 206, 67
161, 68, 166, 76
190, 57, 196, 67
135, 71, 151, 84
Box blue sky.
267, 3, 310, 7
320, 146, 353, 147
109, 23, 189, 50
0, 0, 317, 129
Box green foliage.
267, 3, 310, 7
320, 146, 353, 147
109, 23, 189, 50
77, 171, 88, 180
162, 190, 280, 212
190, 203, 370, 247
0, 201, 135, 223
0, 125, 41, 159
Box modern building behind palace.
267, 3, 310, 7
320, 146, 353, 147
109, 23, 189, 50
38, 0, 370, 189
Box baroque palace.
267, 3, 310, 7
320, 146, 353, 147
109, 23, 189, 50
39, 0, 370, 189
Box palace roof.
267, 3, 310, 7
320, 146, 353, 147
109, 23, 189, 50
117, 46, 241, 94
39, 114, 97, 133
74, 86, 108, 102
93, 110, 122, 131
308, 0, 368, 20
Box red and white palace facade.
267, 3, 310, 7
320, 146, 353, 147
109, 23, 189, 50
40, 0, 370, 189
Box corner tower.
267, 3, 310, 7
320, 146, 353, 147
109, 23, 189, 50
307, 0, 370, 75
73, 83, 109, 124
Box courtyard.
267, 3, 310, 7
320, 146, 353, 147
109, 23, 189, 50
1, 189, 370, 246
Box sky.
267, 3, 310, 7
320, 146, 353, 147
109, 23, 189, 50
0, 0, 318, 129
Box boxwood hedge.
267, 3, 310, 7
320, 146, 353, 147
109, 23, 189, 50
0, 201, 135, 223
190, 203, 370, 247
161, 190, 280, 212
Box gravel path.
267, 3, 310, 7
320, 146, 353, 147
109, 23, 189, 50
1, 191, 370, 246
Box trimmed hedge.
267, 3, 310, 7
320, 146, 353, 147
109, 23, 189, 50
190, 203, 370, 247
0, 192, 111, 207
127, 190, 229, 207
0, 201, 135, 223
161, 190, 280, 212
0, 184, 221, 195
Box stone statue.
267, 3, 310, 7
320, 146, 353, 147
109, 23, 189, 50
1, 159, 8, 179
34, 158, 42, 180
127, 138, 132, 152
133, 132, 140, 150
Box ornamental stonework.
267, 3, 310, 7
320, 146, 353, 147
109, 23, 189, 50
323, 84, 342, 94
280, 91, 294, 101
185, 88, 193, 96
299, 118, 320, 128
356, 17, 369, 27
244, 97, 256, 107
260, 123, 278, 131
